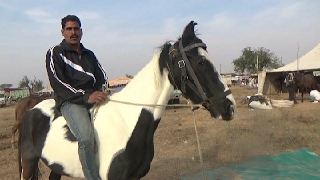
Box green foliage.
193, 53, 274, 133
18, 76, 30, 88
232, 47, 284, 74
30, 76, 44, 92
18, 76, 44, 92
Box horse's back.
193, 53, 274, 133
20, 98, 56, 142
20, 98, 84, 177
15, 96, 47, 121
304, 74, 316, 89
294, 73, 316, 89
12, 96, 49, 144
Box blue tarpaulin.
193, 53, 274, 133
181, 148, 320, 180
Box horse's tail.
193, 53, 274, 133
18, 133, 41, 180
18, 113, 42, 180
18, 125, 22, 179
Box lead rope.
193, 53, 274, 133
192, 109, 206, 180
92, 99, 202, 122
91, 84, 109, 124
91, 86, 108, 153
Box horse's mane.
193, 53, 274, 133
114, 42, 172, 94
119, 32, 203, 93
158, 41, 172, 77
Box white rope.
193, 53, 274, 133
109, 99, 202, 108
92, 98, 202, 122
192, 110, 206, 180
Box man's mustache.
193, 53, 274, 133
70, 35, 79, 38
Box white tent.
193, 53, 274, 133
39, 86, 54, 93
259, 43, 320, 94
108, 77, 131, 87
271, 43, 320, 72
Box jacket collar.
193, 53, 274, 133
60, 39, 89, 52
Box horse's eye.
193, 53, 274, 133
197, 57, 205, 65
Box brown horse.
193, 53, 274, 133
11, 96, 46, 147
293, 72, 317, 102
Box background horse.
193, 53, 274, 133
11, 96, 46, 147
293, 72, 317, 102
18, 21, 236, 180
274, 75, 285, 94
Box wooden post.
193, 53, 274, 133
297, 42, 299, 71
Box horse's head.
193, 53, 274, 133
291, 72, 302, 86
166, 21, 236, 120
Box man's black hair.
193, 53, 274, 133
61, 15, 81, 29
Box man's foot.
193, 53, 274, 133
294, 101, 298, 104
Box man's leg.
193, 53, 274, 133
293, 94, 298, 104
60, 102, 100, 180
288, 87, 293, 101
288, 86, 297, 104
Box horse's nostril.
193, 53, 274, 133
229, 105, 235, 120
230, 105, 234, 112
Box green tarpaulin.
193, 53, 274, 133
181, 148, 320, 180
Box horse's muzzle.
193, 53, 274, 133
219, 104, 235, 121
206, 99, 235, 121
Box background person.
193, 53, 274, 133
284, 72, 297, 104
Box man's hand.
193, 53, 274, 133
88, 91, 109, 104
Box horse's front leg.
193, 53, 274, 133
301, 89, 304, 102
49, 171, 62, 180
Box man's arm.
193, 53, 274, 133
91, 53, 108, 91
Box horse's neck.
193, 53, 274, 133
294, 74, 302, 83
110, 53, 174, 118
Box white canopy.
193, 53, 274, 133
271, 43, 320, 72
39, 86, 53, 93
108, 77, 131, 87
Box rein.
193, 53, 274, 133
109, 99, 201, 108
91, 98, 202, 122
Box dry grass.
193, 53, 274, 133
0, 86, 320, 179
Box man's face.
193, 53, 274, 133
61, 21, 82, 46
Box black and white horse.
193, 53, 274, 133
18, 21, 236, 180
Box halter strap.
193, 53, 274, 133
181, 43, 206, 52
168, 40, 231, 108
179, 40, 208, 100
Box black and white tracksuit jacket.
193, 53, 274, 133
46, 39, 108, 111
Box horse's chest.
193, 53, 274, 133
107, 109, 161, 179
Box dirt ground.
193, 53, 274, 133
1, 86, 320, 179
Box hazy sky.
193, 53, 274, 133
1, 0, 319, 87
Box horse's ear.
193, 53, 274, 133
182, 21, 197, 43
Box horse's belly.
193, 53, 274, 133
41, 117, 84, 178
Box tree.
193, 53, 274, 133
232, 47, 284, 74
19, 76, 31, 88
0, 84, 13, 89
30, 76, 44, 92
18, 76, 44, 93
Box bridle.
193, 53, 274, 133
168, 40, 231, 109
